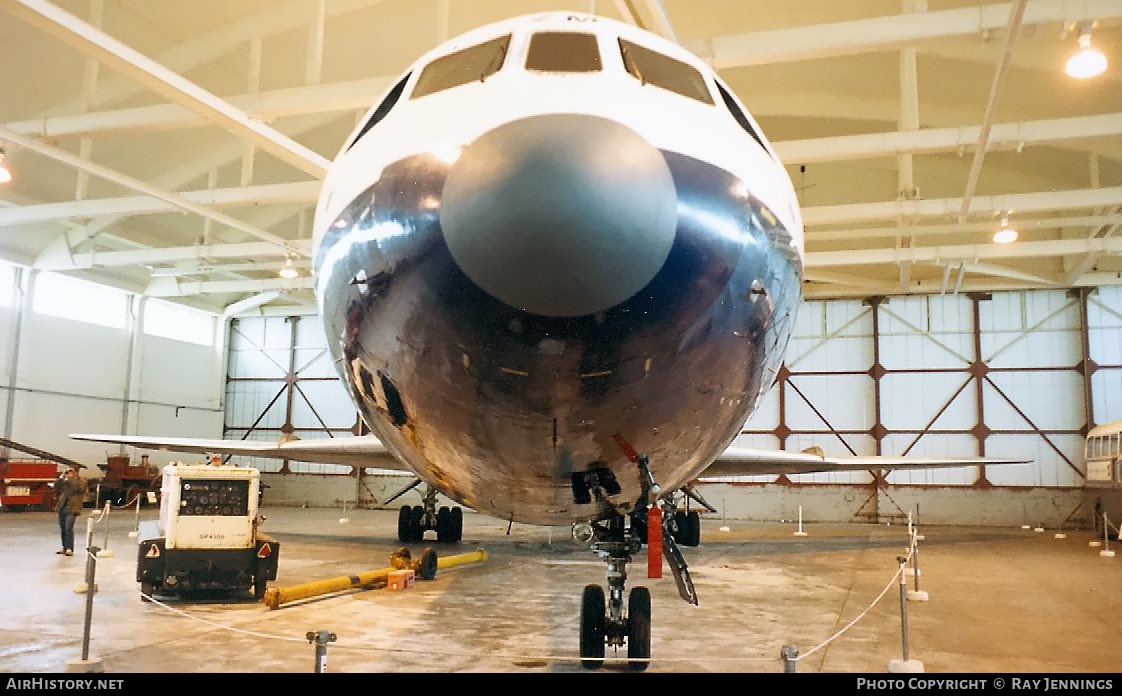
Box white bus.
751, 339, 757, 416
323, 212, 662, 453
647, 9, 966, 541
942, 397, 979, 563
1085, 418, 1122, 486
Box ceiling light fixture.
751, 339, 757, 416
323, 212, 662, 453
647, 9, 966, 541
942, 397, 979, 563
993, 212, 1018, 244
1065, 28, 1108, 79
0, 148, 11, 185
279, 257, 299, 279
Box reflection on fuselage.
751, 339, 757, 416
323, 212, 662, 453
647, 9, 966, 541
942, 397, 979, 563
312, 14, 803, 526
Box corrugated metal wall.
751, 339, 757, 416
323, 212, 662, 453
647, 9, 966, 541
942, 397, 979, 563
223, 315, 358, 474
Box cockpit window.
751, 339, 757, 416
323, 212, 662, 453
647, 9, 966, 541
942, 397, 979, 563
526, 32, 602, 72
714, 80, 769, 155
618, 39, 714, 105
346, 72, 411, 152
412, 34, 511, 98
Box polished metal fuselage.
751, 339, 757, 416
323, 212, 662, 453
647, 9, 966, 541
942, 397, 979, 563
312, 13, 804, 526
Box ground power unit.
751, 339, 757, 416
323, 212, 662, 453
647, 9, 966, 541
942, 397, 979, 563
136, 462, 279, 601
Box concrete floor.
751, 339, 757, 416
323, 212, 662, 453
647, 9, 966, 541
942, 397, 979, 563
1, 505, 1119, 674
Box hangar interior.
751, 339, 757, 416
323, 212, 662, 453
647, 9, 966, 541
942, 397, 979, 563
1, 0, 1121, 527
0, 0, 1121, 676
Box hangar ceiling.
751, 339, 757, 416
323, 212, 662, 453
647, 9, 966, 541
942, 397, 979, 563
0, 0, 1120, 315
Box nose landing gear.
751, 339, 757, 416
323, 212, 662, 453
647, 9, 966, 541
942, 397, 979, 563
578, 514, 652, 671
575, 445, 699, 671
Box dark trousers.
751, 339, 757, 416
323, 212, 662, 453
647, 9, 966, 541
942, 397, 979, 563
58, 508, 77, 552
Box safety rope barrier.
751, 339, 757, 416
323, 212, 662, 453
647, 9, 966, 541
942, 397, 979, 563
79, 506, 1115, 672
117, 519, 926, 672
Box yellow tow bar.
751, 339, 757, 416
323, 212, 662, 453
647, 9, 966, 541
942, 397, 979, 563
263, 547, 488, 609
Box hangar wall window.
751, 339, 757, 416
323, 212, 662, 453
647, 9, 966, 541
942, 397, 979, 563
526, 32, 601, 72
618, 39, 713, 105
345, 72, 411, 152
0, 260, 13, 307
412, 34, 511, 98
32, 272, 126, 329
144, 298, 216, 346
714, 80, 769, 155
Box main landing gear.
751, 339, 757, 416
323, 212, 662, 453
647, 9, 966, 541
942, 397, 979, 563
573, 450, 701, 671
390, 480, 464, 543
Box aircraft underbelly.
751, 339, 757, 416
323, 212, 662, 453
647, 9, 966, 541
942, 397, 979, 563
318, 147, 801, 526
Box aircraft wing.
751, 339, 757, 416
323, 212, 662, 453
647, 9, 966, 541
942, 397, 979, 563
69, 434, 1029, 478
701, 445, 1031, 478
68, 433, 411, 472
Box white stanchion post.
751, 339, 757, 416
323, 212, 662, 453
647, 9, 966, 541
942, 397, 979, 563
904, 510, 914, 577
907, 525, 928, 602
1101, 513, 1115, 558
888, 555, 924, 673
793, 505, 808, 537
780, 645, 798, 673
98, 503, 114, 558
307, 629, 337, 673
67, 505, 107, 672
128, 495, 140, 539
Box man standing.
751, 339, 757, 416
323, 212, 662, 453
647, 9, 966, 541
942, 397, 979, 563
54, 465, 84, 556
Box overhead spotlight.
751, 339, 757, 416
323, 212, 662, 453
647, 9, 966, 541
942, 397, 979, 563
279, 257, 299, 279
1065, 29, 1108, 79
993, 213, 1018, 244
0, 148, 11, 185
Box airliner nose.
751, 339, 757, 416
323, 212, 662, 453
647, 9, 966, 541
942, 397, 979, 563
440, 114, 677, 317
